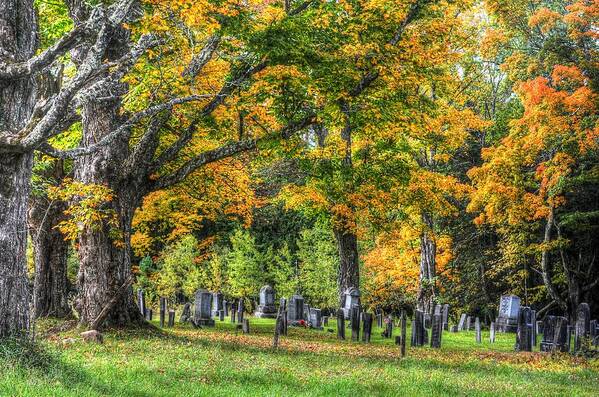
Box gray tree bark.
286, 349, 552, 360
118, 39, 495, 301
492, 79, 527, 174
417, 212, 436, 313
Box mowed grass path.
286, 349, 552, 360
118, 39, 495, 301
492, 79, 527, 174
1, 317, 597, 396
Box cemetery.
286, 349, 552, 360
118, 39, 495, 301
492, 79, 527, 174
0, 0, 598, 395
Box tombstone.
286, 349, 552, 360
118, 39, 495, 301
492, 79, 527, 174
287, 294, 305, 325
465, 316, 472, 332
496, 295, 520, 333
430, 310, 443, 348
351, 306, 360, 341
231, 306, 237, 323
457, 313, 467, 331
376, 313, 383, 328
424, 313, 432, 329
442, 304, 450, 331
400, 312, 407, 357
475, 317, 481, 343
450, 325, 458, 333
515, 306, 532, 351
383, 316, 393, 338
531, 310, 537, 347
362, 313, 373, 343
540, 315, 569, 352
253, 285, 277, 318
341, 287, 361, 319
574, 303, 591, 352
303, 303, 310, 322
536, 320, 544, 336
310, 308, 323, 329
590, 320, 598, 347
323, 316, 329, 327
242, 319, 250, 334
237, 299, 245, 324
168, 309, 175, 327
218, 310, 225, 321
490, 322, 496, 343
223, 300, 229, 317
180, 302, 191, 323
411, 310, 426, 347
145, 308, 153, 321
137, 289, 146, 316
193, 289, 215, 327
337, 309, 345, 340
211, 292, 224, 318
159, 297, 167, 328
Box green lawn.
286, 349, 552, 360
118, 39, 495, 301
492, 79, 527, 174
1, 316, 597, 396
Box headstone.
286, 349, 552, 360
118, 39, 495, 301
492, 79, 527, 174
223, 300, 229, 317
400, 311, 407, 357
411, 310, 426, 347
323, 316, 329, 326
457, 313, 467, 331
442, 304, 450, 331
137, 289, 146, 316
242, 318, 250, 334
255, 285, 277, 318
193, 289, 215, 327
351, 306, 360, 341
515, 306, 532, 351
237, 299, 245, 324
383, 316, 393, 338
180, 303, 191, 323
531, 310, 537, 346
450, 325, 458, 333
211, 292, 224, 317
574, 302, 591, 352
337, 309, 345, 340
145, 308, 153, 321
362, 313, 373, 343
490, 322, 496, 343
424, 313, 432, 329
168, 309, 175, 327
540, 315, 569, 352
430, 310, 443, 348
496, 295, 520, 332
341, 287, 361, 319
159, 297, 167, 328
219, 310, 225, 321
231, 305, 237, 323
466, 316, 472, 332
310, 308, 323, 329
475, 317, 482, 343
287, 294, 305, 325
376, 313, 383, 328
590, 320, 598, 346
303, 303, 310, 322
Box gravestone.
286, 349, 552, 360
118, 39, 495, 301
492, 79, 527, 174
287, 294, 305, 325
180, 302, 191, 323
254, 285, 277, 318
337, 309, 345, 340
137, 289, 146, 316
168, 309, 175, 327
442, 304, 450, 331
400, 312, 407, 357
231, 305, 237, 323
457, 313, 467, 331
341, 287, 361, 319
211, 292, 224, 318
351, 306, 361, 341
536, 320, 543, 335
310, 308, 323, 329
303, 303, 311, 322
323, 316, 329, 326
515, 306, 532, 351
383, 316, 393, 338
430, 309, 443, 348
145, 308, 153, 321
475, 317, 481, 344
362, 313, 373, 343
219, 310, 225, 321
159, 297, 167, 328
590, 320, 598, 347
540, 315, 569, 352
411, 310, 427, 347
466, 316, 472, 332
242, 319, 250, 334
531, 310, 537, 346
237, 299, 245, 324
223, 300, 229, 317
376, 313, 383, 328
194, 289, 215, 327
574, 303, 591, 352
490, 322, 496, 343
496, 295, 520, 332
450, 325, 458, 332
424, 313, 432, 329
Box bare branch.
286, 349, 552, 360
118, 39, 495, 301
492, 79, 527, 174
182, 35, 221, 79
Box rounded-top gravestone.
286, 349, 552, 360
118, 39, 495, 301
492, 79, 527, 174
254, 285, 277, 318
342, 287, 360, 320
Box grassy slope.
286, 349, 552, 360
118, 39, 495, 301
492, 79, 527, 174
1, 317, 597, 397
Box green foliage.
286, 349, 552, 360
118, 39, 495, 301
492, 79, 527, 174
226, 229, 266, 299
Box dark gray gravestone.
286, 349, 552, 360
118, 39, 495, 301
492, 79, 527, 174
242, 319, 250, 334
287, 294, 305, 324
255, 285, 277, 318
168, 309, 175, 327
531, 310, 537, 347
180, 302, 191, 323
376, 313, 383, 328
515, 306, 532, 351
466, 316, 472, 332
362, 313, 373, 343
383, 316, 393, 338
400, 311, 407, 357
496, 295, 520, 332
442, 304, 450, 331
238, 299, 245, 324
145, 308, 153, 321
223, 300, 229, 317
540, 315, 569, 352
424, 313, 432, 329
137, 289, 146, 317
337, 309, 345, 340
194, 289, 215, 327
310, 308, 323, 329
430, 311, 443, 348
323, 316, 329, 326
219, 310, 225, 321
490, 322, 496, 343
450, 325, 458, 333
475, 317, 482, 344
159, 297, 167, 328
212, 292, 224, 317
341, 287, 360, 319
411, 310, 426, 347
231, 304, 237, 323
351, 306, 360, 342
574, 303, 591, 352
458, 313, 467, 331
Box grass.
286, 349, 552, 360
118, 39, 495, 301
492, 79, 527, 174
1, 316, 597, 396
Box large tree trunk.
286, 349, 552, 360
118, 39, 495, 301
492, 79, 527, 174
29, 161, 71, 318
334, 226, 360, 306
0, 0, 38, 337
417, 212, 436, 313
